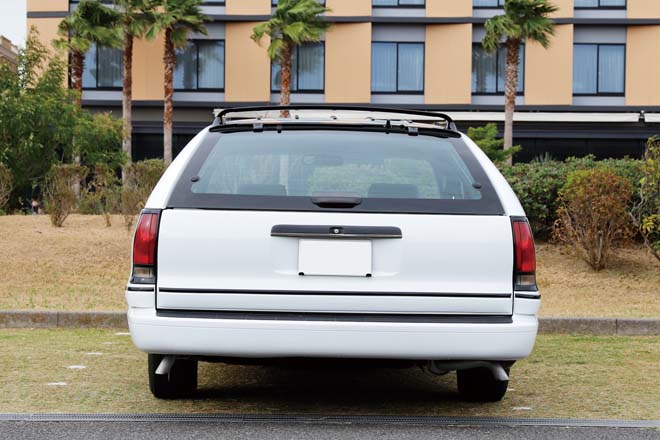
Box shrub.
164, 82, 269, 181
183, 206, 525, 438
43, 164, 87, 227
467, 123, 521, 164
0, 163, 12, 213
121, 159, 166, 230
501, 156, 642, 238
554, 168, 633, 270
632, 137, 660, 262
83, 164, 121, 226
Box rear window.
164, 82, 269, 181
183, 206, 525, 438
168, 130, 503, 215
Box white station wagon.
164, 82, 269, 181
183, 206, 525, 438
126, 105, 539, 402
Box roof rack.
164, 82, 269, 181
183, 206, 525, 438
213, 104, 458, 131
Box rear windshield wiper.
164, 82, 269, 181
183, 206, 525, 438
311, 193, 362, 208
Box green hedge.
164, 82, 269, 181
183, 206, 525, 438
501, 156, 642, 238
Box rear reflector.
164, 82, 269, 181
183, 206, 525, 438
133, 212, 159, 266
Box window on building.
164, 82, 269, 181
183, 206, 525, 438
573, 44, 625, 95
575, 0, 626, 8
371, 42, 424, 93
82, 44, 123, 89
174, 40, 225, 90
271, 43, 325, 92
472, 44, 524, 94
272, 0, 324, 4
373, 0, 425, 6
473, 0, 505, 7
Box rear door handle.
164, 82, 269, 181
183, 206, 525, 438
271, 225, 402, 239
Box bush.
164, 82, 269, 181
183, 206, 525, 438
632, 137, 660, 262
82, 164, 121, 226
43, 164, 87, 227
467, 123, 521, 164
501, 156, 642, 238
554, 168, 632, 270
0, 163, 12, 213
121, 159, 166, 230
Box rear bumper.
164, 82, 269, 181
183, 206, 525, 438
127, 307, 538, 361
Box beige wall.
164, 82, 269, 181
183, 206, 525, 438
225, 0, 271, 15
426, 0, 471, 17
27, 0, 68, 12
326, 0, 371, 16
626, 26, 660, 105
26, 17, 61, 55
325, 23, 371, 103
225, 22, 271, 102
551, 0, 574, 18
628, 0, 660, 18
425, 24, 471, 104
524, 24, 573, 105
132, 35, 165, 101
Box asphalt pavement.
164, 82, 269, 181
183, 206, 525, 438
2, 421, 659, 440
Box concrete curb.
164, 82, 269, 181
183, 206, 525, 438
0, 312, 659, 335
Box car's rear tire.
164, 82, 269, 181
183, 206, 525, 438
456, 366, 509, 402
148, 354, 198, 399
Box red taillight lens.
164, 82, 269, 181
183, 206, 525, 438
513, 219, 536, 274
133, 212, 159, 266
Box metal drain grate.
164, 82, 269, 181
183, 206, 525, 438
0, 413, 658, 429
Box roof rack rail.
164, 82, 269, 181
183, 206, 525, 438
213, 104, 458, 131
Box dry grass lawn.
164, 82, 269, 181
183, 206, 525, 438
0, 329, 658, 419
0, 215, 131, 311
0, 214, 659, 317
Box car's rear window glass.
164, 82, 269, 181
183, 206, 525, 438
168, 130, 503, 215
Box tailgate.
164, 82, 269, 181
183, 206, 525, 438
156, 209, 514, 315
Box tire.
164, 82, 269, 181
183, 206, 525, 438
456, 366, 509, 402
148, 354, 198, 399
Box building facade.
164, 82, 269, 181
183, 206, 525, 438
27, 0, 660, 161
0, 36, 19, 68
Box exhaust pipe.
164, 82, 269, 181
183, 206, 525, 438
424, 360, 509, 381
155, 356, 175, 375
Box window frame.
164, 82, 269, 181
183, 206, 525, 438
81, 44, 123, 91
371, 41, 426, 95
471, 43, 525, 96
272, 0, 325, 5
372, 0, 426, 8
573, 43, 626, 97
574, 0, 626, 10
174, 39, 226, 92
270, 42, 326, 94
472, 0, 505, 9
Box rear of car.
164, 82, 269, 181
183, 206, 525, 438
126, 107, 540, 401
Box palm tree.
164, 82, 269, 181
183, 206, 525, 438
148, 0, 207, 165
54, 0, 122, 106
483, 0, 557, 160
251, 0, 329, 115
114, 0, 155, 170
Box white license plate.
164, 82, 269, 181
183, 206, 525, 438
298, 239, 372, 277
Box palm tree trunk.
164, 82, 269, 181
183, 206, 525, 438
122, 31, 134, 178
503, 38, 521, 165
71, 50, 84, 107
279, 43, 293, 118
163, 29, 175, 166
71, 49, 84, 196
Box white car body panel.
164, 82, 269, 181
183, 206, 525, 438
128, 308, 537, 360
129, 123, 539, 362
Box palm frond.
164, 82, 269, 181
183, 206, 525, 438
251, 0, 329, 61
482, 0, 556, 50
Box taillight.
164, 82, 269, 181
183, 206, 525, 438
132, 211, 159, 283
512, 218, 537, 291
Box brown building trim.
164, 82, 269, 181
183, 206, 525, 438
27, 11, 69, 18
